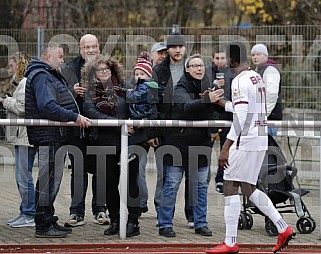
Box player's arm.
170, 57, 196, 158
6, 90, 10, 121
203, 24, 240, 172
219, 138, 234, 169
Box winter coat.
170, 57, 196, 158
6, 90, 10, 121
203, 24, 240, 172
205, 64, 234, 121
60, 55, 85, 113
126, 79, 159, 119
152, 55, 179, 120
82, 57, 130, 150
3, 77, 32, 146
25, 59, 81, 146
163, 72, 221, 167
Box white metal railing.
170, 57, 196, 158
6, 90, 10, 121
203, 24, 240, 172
0, 119, 320, 239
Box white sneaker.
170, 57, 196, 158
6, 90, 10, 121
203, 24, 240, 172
10, 214, 35, 228
93, 212, 109, 225
64, 214, 85, 227
7, 214, 22, 225
215, 182, 224, 194
187, 218, 195, 228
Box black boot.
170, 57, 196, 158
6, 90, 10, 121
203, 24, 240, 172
127, 209, 140, 237
126, 221, 140, 237
104, 217, 119, 235
104, 222, 119, 235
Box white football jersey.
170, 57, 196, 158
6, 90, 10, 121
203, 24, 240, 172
227, 68, 268, 151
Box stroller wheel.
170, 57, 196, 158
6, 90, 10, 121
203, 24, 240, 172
244, 212, 253, 229
296, 217, 316, 234
238, 213, 247, 230
265, 219, 278, 236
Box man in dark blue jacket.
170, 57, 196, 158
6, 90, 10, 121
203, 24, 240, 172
25, 43, 90, 238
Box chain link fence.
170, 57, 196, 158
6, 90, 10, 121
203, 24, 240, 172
0, 25, 320, 110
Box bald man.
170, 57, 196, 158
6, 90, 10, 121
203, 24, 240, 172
60, 34, 109, 228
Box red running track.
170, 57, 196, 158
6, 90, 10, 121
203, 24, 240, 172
1, 243, 321, 254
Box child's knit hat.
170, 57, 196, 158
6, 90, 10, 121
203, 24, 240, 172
133, 51, 152, 77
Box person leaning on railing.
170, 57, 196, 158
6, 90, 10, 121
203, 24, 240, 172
81, 54, 141, 237
24, 43, 91, 238
157, 53, 224, 238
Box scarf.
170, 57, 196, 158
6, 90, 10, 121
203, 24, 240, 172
90, 78, 118, 116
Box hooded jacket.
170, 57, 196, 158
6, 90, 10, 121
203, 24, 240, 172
82, 56, 130, 150
25, 59, 80, 146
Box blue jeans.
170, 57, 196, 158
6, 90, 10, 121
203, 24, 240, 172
268, 127, 278, 138
154, 146, 194, 221
35, 143, 67, 230
15, 145, 37, 217
132, 143, 150, 208
158, 164, 209, 229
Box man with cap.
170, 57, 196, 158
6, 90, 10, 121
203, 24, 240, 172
150, 42, 168, 67
148, 32, 195, 233
251, 43, 283, 137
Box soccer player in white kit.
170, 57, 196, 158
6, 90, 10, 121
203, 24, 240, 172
205, 42, 295, 254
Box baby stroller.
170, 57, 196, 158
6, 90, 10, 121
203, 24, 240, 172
238, 134, 316, 235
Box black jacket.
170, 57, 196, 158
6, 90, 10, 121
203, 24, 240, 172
60, 55, 85, 113
25, 59, 80, 146
163, 72, 221, 167
82, 58, 133, 150
205, 63, 234, 121
152, 55, 181, 120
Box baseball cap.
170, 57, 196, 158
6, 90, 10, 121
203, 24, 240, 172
166, 32, 186, 49
151, 42, 167, 53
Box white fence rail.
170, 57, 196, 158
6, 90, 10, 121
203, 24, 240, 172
0, 119, 320, 239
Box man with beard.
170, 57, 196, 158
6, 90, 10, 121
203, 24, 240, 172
61, 34, 109, 228
150, 32, 195, 232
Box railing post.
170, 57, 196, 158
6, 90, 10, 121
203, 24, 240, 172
119, 123, 129, 239
37, 27, 44, 59
319, 127, 321, 240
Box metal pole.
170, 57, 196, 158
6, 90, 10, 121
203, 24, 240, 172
37, 27, 44, 59
119, 124, 129, 239
319, 128, 321, 239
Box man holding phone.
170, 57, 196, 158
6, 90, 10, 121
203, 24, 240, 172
60, 34, 110, 228
205, 45, 234, 194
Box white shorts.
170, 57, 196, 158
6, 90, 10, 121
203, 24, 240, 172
223, 149, 266, 185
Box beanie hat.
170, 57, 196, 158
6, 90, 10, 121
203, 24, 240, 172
251, 44, 269, 56
133, 51, 153, 78
166, 32, 186, 49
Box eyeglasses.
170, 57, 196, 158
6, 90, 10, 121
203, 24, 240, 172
96, 67, 110, 73
188, 64, 205, 69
